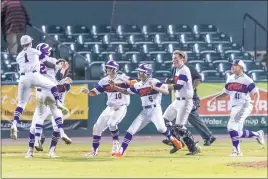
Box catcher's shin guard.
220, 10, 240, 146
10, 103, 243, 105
171, 125, 200, 155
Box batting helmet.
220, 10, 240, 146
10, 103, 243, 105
36, 43, 52, 56
105, 60, 119, 71
136, 63, 153, 76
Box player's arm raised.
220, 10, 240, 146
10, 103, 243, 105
81, 81, 105, 97
149, 81, 169, 95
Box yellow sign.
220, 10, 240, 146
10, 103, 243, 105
1, 84, 88, 120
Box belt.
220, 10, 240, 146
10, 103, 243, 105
143, 104, 157, 109
20, 70, 37, 76
176, 97, 186, 100
37, 88, 42, 92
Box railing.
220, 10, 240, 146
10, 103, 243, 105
242, 13, 268, 60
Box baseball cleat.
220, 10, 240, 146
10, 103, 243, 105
111, 140, 120, 155
25, 150, 34, 158
61, 133, 72, 145
34, 139, 43, 152
204, 136, 216, 146
56, 101, 69, 115
10, 125, 18, 140
229, 152, 243, 157
170, 137, 183, 150
256, 130, 265, 145
112, 152, 124, 158
48, 151, 58, 158
162, 139, 173, 146
85, 151, 97, 157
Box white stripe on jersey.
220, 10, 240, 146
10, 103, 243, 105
127, 78, 163, 107
223, 74, 258, 106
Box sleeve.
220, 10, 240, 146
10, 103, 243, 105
247, 79, 258, 94
127, 84, 139, 95
33, 48, 42, 56
176, 69, 189, 86
92, 80, 105, 94
223, 78, 230, 95
153, 79, 163, 88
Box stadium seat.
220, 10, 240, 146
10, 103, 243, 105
91, 25, 116, 36
200, 70, 225, 81
207, 33, 232, 44
154, 34, 178, 45
2, 72, 19, 82
212, 61, 231, 73
103, 44, 117, 54
57, 43, 75, 59
123, 63, 141, 77
117, 25, 141, 35
193, 24, 219, 35
66, 25, 90, 36
41, 25, 65, 35
128, 53, 152, 64
77, 35, 102, 45
129, 34, 154, 45
166, 43, 193, 53
229, 52, 254, 62
10, 62, 19, 72
75, 44, 93, 55
193, 43, 217, 54
81, 53, 99, 63
103, 34, 128, 45
118, 44, 140, 54
141, 44, 166, 54
186, 53, 201, 63
73, 54, 86, 74
249, 70, 268, 82
151, 53, 172, 63
167, 24, 192, 35
201, 53, 225, 63
54, 35, 76, 45
142, 25, 166, 35
87, 61, 105, 80
105, 53, 128, 62
180, 34, 206, 44
244, 62, 265, 73
92, 44, 107, 54
216, 43, 242, 54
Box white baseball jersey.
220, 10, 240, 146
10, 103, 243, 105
174, 65, 193, 99
223, 74, 258, 107
92, 74, 130, 108
39, 57, 59, 84
127, 78, 164, 107
16, 47, 42, 73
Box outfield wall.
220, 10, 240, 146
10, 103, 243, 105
1, 82, 267, 138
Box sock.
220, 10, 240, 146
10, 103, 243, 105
51, 86, 60, 101
110, 129, 119, 141
229, 130, 241, 153
162, 128, 172, 140
92, 135, 101, 153
49, 131, 60, 153
54, 117, 64, 129
240, 129, 259, 138
120, 132, 133, 155
35, 124, 43, 140
13, 106, 23, 125
28, 132, 35, 149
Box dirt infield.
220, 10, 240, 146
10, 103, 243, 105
228, 160, 268, 168
2, 134, 267, 145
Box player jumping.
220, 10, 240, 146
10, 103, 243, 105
110, 63, 183, 157
25, 43, 72, 158
209, 59, 265, 156
81, 60, 134, 157
10, 35, 68, 140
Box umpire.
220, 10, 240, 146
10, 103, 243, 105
186, 64, 216, 146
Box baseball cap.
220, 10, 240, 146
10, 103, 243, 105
232, 59, 246, 69
20, 35, 33, 45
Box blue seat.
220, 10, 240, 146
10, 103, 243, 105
77, 35, 102, 45
207, 33, 232, 44
66, 25, 90, 36
117, 25, 141, 35
103, 34, 128, 45
91, 25, 116, 36
193, 24, 219, 35
129, 34, 154, 45
167, 24, 192, 35
154, 34, 179, 45
41, 25, 65, 35
142, 25, 166, 35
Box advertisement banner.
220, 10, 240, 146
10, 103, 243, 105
171, 83, 267, 128
1, 84, 88, 130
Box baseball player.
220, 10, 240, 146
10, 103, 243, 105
81, 60, 134, 157
25, 43, 72, 158
10, 35, 68, 140
209, 59, 265, 156
163, 50, 201, 155
110, 63, 183, 157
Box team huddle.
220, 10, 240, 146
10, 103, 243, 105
10, 35, 265, 158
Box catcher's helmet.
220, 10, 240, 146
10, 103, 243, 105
36, 43, 52, 56
136, 63, 153, 76
105, 60, 119, 71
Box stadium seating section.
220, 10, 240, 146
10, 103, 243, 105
1, 24, 267, 82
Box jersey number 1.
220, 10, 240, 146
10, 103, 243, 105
235, 93, 240, 99
24, 53, 29, 63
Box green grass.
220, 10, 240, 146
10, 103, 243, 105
2, 140, 267, 178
